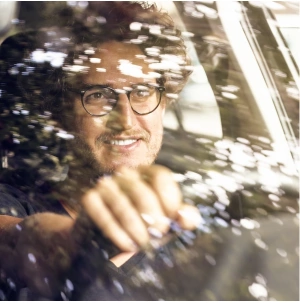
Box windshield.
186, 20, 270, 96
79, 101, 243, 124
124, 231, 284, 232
0, 1, 298, 301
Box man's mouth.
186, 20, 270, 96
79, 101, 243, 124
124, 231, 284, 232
108, 139, 138, 146
96, 133, 147, 151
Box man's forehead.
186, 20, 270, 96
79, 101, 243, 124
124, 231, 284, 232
65, 41, 163, 87
84, 64, 156, 85
81, 43, 161, 85
94, 41, 145, 62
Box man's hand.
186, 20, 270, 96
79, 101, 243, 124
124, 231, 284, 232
0, 166, 200, 297
80, 165, 201, 252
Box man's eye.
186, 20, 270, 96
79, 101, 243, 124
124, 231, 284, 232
90, 92, 103, 99
133, 89, 150, 98
85, 92, 105, 103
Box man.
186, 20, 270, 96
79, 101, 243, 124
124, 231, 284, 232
0, 2, 201, 299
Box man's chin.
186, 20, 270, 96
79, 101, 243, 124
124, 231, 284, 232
98, 159, 149, 174
70, 136, 159, 175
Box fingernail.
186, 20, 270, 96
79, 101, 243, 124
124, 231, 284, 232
178, 209, 203, 226
148, 227, 163, 239
141, 213, 155, 225
158, 216, 172, 225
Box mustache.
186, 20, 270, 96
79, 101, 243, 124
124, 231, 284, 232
95, 130, 150, 144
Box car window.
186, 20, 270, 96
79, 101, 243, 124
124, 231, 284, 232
0, 1, 298, 301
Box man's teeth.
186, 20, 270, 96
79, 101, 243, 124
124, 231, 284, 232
109, 139, 137, 146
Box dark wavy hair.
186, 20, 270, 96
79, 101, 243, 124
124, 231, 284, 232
0, 2, 190, 128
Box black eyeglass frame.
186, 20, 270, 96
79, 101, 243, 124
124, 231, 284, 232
68, 84, 165, 116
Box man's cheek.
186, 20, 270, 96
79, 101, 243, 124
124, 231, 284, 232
78, 118, 101, 136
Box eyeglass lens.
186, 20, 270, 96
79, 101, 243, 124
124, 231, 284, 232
82, 85, 161, 116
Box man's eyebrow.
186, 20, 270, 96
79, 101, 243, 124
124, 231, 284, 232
80, 81, 156, 88
81, 82, 111, 88
131, 82, 157, 87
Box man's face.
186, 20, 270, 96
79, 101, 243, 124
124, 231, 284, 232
72, 41, 166, 175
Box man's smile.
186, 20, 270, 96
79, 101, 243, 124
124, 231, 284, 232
95, 134, 144, 152
104, 138, 142, 152
106, 139, 138, 146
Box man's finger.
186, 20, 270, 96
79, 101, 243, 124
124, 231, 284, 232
137, 165, 182, 219
177, 204, 202, 230
114, 166, 170, 234
96, 177, 150, 247
81, 189, 138, 252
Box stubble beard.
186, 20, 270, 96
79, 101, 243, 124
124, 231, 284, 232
69, 130, 163, 177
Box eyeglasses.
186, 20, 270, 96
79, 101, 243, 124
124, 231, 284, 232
69, 83, 165, 116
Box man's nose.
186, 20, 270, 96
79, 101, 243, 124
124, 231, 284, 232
106, 93, 135, 131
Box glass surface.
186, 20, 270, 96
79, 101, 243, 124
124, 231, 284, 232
0, 1, 298, 301
80, 84, 162, 115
